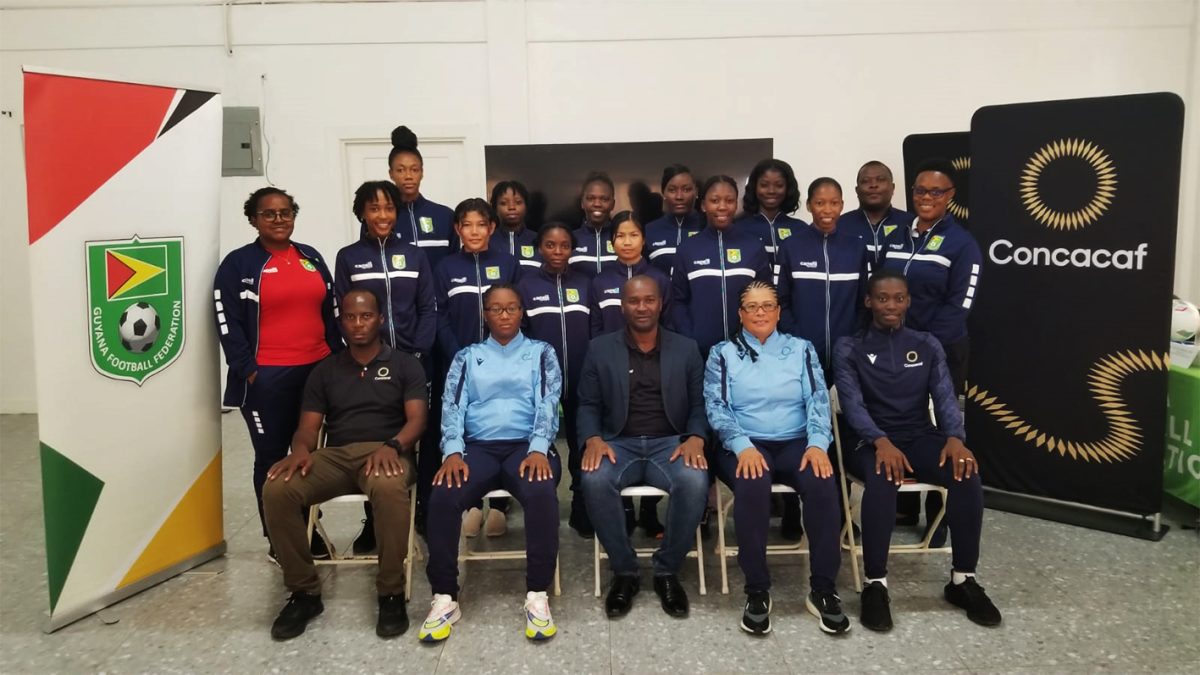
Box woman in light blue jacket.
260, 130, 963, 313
704, 280, 847, 637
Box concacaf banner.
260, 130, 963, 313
23, 67, 225, 630
967, 93, 1183, 519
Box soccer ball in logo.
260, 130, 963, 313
118, 301, 160, 353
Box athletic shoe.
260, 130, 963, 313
485, 508, 507, 537
310, 532, 331, 561
806, 590, 851, 634
523, 591, 557, 640
944, 577, 1002, 626
270, 591, 323, 640
376, 594, 409, 638
353, 518, 377, 555
859, 581, 893, 632
417, 594, 460, 642
462, 508, 483, 538
740, 591, 771, 635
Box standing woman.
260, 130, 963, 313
213, 187, 341, 557
704, 281, 849, 636
569, 171, 618, 279
489, 180, 541, 275
388, 125, 458, 271
670, 175, 772, 358
589, 212, 671, 336
516, 223, 593, 537
736, 159, 808, 283
334, 180, 436, 554
421, 284, 563, 643
645, 164, 704, 277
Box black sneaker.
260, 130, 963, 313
806, 590, 851, 634
310, 532, 331, 560
353, 519, 377, 556
740, 591, 771, 635
270, 592, 323, 640
859, 581, 893, 632
376, 593, 409, 638
944, 577, 1002, 626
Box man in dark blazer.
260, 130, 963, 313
578, 275, 710, 619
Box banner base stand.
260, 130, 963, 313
984, 489, 1169, 542
43, 540, 226, 633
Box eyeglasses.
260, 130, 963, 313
484, 306, 521, 316
256, 209, 295, 221
912, 187, 952, 199
740, 301, 779, 314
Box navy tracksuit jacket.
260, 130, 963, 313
837, 206, 912, 266
433, 248, 519, 359
334, 232, 435, 354
670, 226, 772, 356
645, 211, 705, 277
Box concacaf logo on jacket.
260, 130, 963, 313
85, 236, 185, 385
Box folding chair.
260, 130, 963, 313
592, 485, 707, 597
830, 386, 950, 592
458, 489, 561, 596
305, 485, 419, 601
714, 481, 808, 595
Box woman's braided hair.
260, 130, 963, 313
728, 280, 778, 363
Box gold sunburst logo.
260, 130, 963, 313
947, 155, 970, 221
1020, 138, 1117, 231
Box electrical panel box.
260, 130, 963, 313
222, 107, 262, 176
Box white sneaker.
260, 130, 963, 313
418, 594, 460, 642
462, 508, 483, 538
485, 508, 507, 537
523, 591, 557, 640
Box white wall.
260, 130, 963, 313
1, 0, 1197, 413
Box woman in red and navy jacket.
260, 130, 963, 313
735, 158, 809, 283
388, 125, 458, 271
670, 175, 772, 358
645, 164, 704, 277
489, 179, 541, 276
777, 177, 870, 374
516, 223, 594, 537
589, 212, 671, 336
569, 172, 618, 279
335, 181, 436, 356
213, 187, 340, 547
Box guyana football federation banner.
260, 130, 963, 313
967, 94, 1183, 519
23, 67, 224, 630
903, 131, 971, 227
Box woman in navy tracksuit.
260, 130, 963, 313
777, 177, 869, 374
645, 164, 705, 277
489, 179, 541, 276
705, 281, 848, 637
516, 223, 594, 537
735, 159, 809, 283
670, 175, 772, 359
569, 171, 618, 279
213, 187, 340, 552
334, 180, 436, 552
388, 125, 458, 271
426, 198, 519, 534
589, 212, 671, 335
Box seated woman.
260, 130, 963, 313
833, 268, 1000, 632
704, 281, 849, 637
421, 284, 563, 643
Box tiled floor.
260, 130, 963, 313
1, 412, 1198, 674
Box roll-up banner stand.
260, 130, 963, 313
23, 67, 225, 630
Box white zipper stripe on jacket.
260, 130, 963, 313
378, 239, 396, 346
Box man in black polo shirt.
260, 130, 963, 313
262, 288, 427, 641
577, 275, 710, 619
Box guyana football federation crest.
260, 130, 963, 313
726, 248, 742, 264
565, 288, 580, 303
85, 236, 185, 385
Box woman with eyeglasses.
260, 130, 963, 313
420, 284, 563, 644
704, 281, 848, 637
213, 187, 341, 560
516, 223, 594, 538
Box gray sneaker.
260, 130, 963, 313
740, 591, 771, 635
806, 590, 851, 634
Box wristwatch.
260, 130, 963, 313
383, 438, 404, 452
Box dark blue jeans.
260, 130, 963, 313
716, 438, 841, 594
581, 435, 709, 576
425, 441, 561, 596
850, 430, 983, 579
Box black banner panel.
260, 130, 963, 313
967, 94, 1183, 515
902, 132, 971, 227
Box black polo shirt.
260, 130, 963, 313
620, 329, 676, 438
301, 343, 427, 446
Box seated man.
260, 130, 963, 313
578, 275, 710, 619
833, 269, 1001, 632
262, 288, 427, 640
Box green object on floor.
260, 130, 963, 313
1164, 364, 1200, 508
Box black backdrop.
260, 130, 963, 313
902, 132, 971, 228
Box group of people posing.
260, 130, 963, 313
213, 125, 1000, 645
